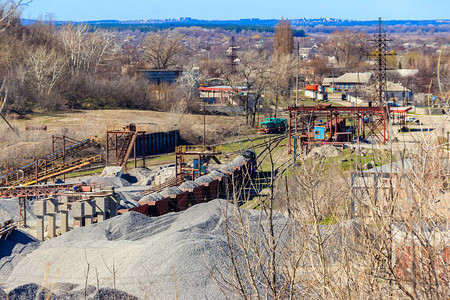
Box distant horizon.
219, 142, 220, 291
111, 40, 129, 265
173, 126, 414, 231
23, 0, 450, 22
20, 17, 450, 23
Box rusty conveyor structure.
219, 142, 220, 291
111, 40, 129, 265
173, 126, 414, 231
0, 137, 99, 189
106, 123, 146, 169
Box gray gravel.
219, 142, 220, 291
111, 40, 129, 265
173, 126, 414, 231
139, 192, 164, 202
195, 175, 214, 184
230, 155, 246, 167
160, 186, 183, 196
0, 199, 36, 222
179, 181, 199, 189
209, 170, 225, 178
0, 200, 245, 299
69, 175, 131, 188
306, 145, 342, 160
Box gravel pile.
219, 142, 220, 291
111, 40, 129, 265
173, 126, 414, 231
70, 175, 131, 188
153, 166, 176, 185
126, 167, 156, 186
209, 170, 225, 178
160, 187, 183, 196
0, 197, 357, 299
100, 166, 123, 177
0, 199, 35, 223
306, 145, 342, 160
220, 164, 235, 174
195, 175, 214, 184
230, 155, 246, 167
179, 181, 199, 189
119, 198, 140, 209
0, 200, 250, 299
139, 192, 165, 202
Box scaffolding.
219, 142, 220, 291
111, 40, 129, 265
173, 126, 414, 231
284, 104, 389, 154
175, 145, 222, 180
106, 123, 146, 169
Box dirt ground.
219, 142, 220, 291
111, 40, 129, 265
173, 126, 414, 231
0, 108, 448, 168
0, 109, 247, 167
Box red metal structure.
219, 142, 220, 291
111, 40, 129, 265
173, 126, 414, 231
175, 145, 222, 180
106, 124, 146, 169
284, 104, 390, 154
0, 136, 98, 188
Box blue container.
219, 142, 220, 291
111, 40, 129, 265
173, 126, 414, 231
314, 126, 325, 140
193, 159, 207, 174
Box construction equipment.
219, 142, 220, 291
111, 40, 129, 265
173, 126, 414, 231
257, 118, 288, 134
175, 145, 222, 180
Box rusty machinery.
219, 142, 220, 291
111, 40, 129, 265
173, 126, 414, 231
284, 104, 389, 154
0, 135, 101, 228
175, 145, 222, 180
106, 123, 146, 169
0, 136, 99, 188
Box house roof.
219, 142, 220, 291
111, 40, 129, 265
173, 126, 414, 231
386, 81, 411, 92
333, 72, 372, 84
389, 107, 413, 114
386, 69, 419, 78
322, 77, 334, 85
298, 48, 313, 55
363, 159, 412, 174
199, 85, 247, 92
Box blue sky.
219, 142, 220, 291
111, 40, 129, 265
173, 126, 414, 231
22, 0, 450, 21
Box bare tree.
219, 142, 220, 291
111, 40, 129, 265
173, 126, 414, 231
143, 32, 183, 69
0, 0, 31, 32
28, 45, 66, 96
268, 54, 294, 117
59, 24, 114, 75
219, 50, 268, 126
273, 19, 294, 60
322, 30, 371, 70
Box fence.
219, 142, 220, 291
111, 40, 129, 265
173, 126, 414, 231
135, 130, 179, 156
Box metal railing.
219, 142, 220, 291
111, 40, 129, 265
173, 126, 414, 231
176, 145, 221, 154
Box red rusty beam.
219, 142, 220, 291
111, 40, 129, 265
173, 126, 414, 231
283, 105, 387, 113
0, 183, 101, 198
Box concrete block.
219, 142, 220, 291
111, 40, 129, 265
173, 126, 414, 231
59, 202, 69, 211
84, 200, 95, 226
36, 216, 44, 241
46, 198, 58, 215
95, 197, 107, 222
34, 200, 46, 217
60, 211, 69, 234
72, 202, 85, 219
84, 200, 95, 216
47, 214, 56, 238
107, 196, 118, 217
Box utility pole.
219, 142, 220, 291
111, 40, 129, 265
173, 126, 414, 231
229, 36, 238, 74
203, 99, 206, 146
370, 17, 393, 106
296, 41, 300, 106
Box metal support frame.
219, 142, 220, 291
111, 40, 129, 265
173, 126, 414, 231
175, 145, 222, 180
284, 104, 389, 154
106, 124, 146, 169
18, 197, 26, 227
